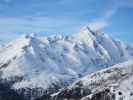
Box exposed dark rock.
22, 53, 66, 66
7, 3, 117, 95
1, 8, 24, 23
0, 81, 24, 100
0, 60, 11, 69
51, 88, 116, 100
51, 85, 91, 100
90, 89, 115, 100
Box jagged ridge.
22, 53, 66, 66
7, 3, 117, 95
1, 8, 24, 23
0, 27, 132, 99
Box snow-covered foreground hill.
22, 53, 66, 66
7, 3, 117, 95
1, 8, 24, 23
52, 60, 133, 100
0, 26, 133, 99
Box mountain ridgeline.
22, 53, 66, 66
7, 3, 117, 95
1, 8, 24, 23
0, 27, 133, 100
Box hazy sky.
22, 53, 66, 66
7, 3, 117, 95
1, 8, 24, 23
0, 0, 133, 43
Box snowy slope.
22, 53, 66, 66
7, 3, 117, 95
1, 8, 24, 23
52, 60, 133, 100
0, 27, 132, 99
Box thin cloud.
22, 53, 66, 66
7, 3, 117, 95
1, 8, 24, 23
88, 20, 109, 31
88, 7, 116, 30
89, 0, 133, 31
0, 16, 86, 34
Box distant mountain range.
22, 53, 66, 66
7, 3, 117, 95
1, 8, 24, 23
0, 26, 133, 100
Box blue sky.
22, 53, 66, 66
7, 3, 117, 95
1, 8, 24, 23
0, 0, 133, 44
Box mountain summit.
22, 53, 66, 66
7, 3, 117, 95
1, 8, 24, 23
0, 27, 133, 99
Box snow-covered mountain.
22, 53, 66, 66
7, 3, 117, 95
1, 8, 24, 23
0, 27, 133, 99
52, 60, 133, 100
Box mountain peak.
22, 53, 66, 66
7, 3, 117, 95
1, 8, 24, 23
84, 26, 96, 35
75, 26, 98, 44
